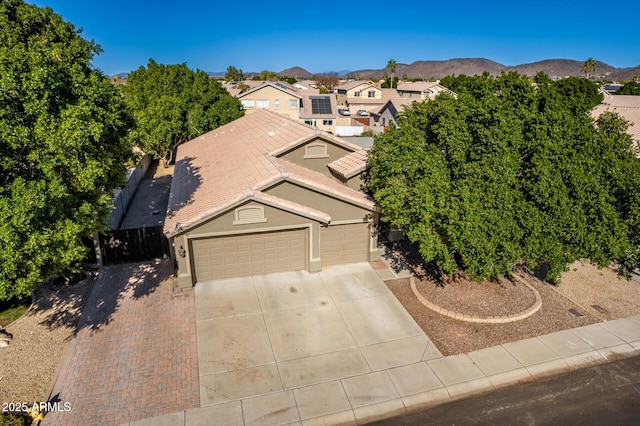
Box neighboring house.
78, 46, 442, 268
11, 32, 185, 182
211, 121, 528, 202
592, 95, 640, 157
236, 81, 337, 132
294, 80, 320, 92
335, 81, 383, 107
164, 109, 379, 287
371, 98, 414, 127
299, 94, 339, 133
237, 81, 303, 119
396, 81, 457, 100
371, 84, 458, 128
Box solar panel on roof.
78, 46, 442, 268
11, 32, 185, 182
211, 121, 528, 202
311, 97, 332, 114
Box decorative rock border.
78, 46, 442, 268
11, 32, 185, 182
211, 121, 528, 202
410, 274, 542, 324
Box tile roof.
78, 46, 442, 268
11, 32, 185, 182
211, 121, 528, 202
336, 81, 376, 91
237, 81, 301, 99
371, 98, 414, 115
396, 81, 442, 92
592, 95, 640, 150
327, 149, 369, 179
164, 110, 376, 236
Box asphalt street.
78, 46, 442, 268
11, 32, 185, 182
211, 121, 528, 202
373, 354, 640, 426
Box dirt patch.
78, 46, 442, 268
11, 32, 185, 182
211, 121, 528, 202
0, 276, 92, 403
383, 242, 640, 356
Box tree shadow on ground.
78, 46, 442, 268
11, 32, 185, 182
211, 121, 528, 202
380, 239, 445, 285
34, 259, 173, 337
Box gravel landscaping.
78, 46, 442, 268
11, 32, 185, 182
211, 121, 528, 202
0, 275, 92, 404
383, 241, 640, 355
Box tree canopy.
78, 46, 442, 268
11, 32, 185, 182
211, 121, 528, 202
0, 0, 133, 299
369, 72, 640, 283
224, 65, 245, 82
618, 81, 640, 95
124, 60, 243, 166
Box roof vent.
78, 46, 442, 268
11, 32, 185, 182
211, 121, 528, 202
268, 130, 277, 136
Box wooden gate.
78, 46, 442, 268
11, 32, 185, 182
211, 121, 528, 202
98, 226, 171, 265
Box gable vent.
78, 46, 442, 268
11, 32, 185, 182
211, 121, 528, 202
304, 143, 329, 159
234, 206, 267, 225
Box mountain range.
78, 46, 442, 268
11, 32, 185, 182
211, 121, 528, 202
276, 59, 640, 81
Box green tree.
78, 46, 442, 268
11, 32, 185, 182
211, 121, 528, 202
551, 76, 603, 113
381, 76, 399, 89
369, 71, 640, 283
224, 65, 244, 82
251, 70, 279, 81
0, 0, 133, 300
124, 60, 243, 166
387, 59, 397, 89
582, 57, 597, 79
618, 80, 640, 95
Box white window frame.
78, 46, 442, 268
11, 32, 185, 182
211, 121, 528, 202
322, 119, 333, 126
289, 99, 298, 109
353, 91, 361, 97
368, 90, 376, 98
274, 99, 280, 109
241, 99, 255, 109
256, 99, 269, 109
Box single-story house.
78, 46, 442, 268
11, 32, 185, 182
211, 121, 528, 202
164, 109, 379, 287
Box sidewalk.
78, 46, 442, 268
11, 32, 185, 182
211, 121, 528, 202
121, 257, 640, 426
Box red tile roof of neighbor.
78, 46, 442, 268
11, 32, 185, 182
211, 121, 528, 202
164, 109, 375, 237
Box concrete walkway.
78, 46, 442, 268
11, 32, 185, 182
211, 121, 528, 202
121, 263, 640, 426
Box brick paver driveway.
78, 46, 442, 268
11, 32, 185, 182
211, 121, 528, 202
44, 260, 199, 426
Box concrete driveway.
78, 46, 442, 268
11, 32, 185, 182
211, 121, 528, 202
195, 262, 442, 408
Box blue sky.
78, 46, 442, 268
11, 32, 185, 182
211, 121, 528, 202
32, 0, 640, 76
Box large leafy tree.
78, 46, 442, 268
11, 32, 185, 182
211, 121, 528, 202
618, 80, 640, 95
369, 72, 640, 283
224, 65, 244, 82
124, 60, 243, 166
0, 0, 133, 299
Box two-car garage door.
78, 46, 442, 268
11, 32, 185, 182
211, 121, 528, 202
192, 229, 307, 281
191, 223, 370, 282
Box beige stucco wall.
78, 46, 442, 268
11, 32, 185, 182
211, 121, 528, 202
278, 138, 353, 177
302, 118, 336, 134
240, 86, 301, 120
265, 181, 371, 222
346, 173, 365, 191
172, 200, 322, 287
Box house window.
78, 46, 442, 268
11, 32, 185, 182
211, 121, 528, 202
368, 90, 376, 98
322, 119, 333, 126
233, 205, 267, 225
304, 119, 314, 126
289, 99, 298, 109
274, 99, 280, 109
304, 142, 329, 159
241, 100, 255, 109
354, 91, 361, 97
256, 99, 269, 109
